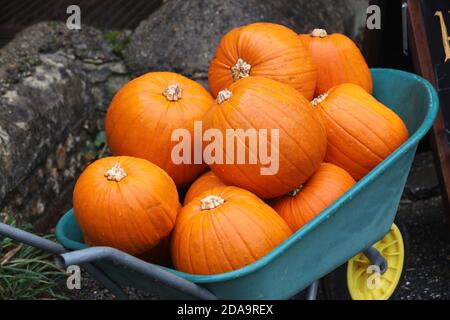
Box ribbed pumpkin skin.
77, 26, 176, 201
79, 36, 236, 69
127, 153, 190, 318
299, 32, 372, 96
209, 22, 317, 100
171, 186, 292, 275
183, 171, 226, 205
73, 156, 180, 256
105, 72, 213, 187
316, 83, 409, 180
205, 76, 327, 199
271, 163, 356, 232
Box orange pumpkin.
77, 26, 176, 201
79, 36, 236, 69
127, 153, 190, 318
271, 163, 356, 232
313, 83, 409, 180
209, 22, 317, 100
73, 156, 180, 256
299, 29, 372, 96
183, 171, 226, 205
105, 72, 213, 187
171, 186, 292, 275
205, 76, 327, 199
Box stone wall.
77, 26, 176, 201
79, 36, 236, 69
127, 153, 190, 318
0, 22, 130, 228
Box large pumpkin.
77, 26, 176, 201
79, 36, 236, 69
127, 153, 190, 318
271, 163, 356, 232
105, 72, 213, 187
205, 76, 327, 199
73, 156, 180, 256
299, 29, 372, 96
171, 186, 292, 275
313, 83, 409, 180
183, 171, 226, 205
209, 22, 317, 100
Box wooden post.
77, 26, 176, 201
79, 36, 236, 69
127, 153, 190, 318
408, 0, 450, 223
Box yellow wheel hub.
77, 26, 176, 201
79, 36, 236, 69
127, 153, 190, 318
347, 223, 405, 300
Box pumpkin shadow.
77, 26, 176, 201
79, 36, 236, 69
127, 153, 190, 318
136, 235, 173, 268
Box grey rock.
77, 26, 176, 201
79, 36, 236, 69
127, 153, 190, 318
0, 22, 117, 92
90, 67, 112, 83
0, 22, 130, 225
125, 0, 369, 79
0, 51, 94, 203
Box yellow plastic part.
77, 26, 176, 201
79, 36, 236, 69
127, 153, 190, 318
347, 223, 404, 300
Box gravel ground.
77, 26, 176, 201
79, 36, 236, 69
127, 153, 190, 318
63, 152, 450, 300
396, 196, 450, 299
394, 152, 450, 300
60, 276, 154, 300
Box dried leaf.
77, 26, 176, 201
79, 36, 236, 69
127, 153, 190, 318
55, 144, 66, 170
1, 244, 23, 265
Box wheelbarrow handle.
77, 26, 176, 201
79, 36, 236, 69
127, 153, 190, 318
0, 222, 66, 254
56, 246, 218, 300
0, 222, 216, 299
0, 222, 129, 299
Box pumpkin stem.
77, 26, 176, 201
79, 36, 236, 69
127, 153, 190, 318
200, 195, 225, 210
105, 162, 127, 182
216, 89, 232, 104
231, 58, 251, 81
311, 93, 328, 106
311, 28, 328, 38
288, 185, 304, 197
163, 84, 182, 101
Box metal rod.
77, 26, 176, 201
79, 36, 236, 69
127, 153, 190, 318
305, 280, 320, 300
56, 246, 218, 300
0, 222, 65, 254
402, 1, 409, 56
0, 222, 128, 299
363, 247, 388, 275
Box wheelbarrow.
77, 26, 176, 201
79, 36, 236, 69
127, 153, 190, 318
0, 68, 439, 300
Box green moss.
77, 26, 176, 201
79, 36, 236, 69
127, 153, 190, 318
104, 31, 131, 58
47, 21, 60, 29
20, 56, 40, 67
104, 31, 121, 44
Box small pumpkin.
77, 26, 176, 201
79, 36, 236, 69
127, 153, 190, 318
313, 83, 409, 180
209, 22, 317, 100
299, 29, 372, 96
205, 76, 327, 199
271, 163, 356, 232
183, 171, 226, 205
105, 72, 213, 187
73, 156, 180, 256
171, 186, 292, 275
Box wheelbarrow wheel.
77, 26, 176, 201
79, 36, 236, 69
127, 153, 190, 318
322, 218, 409, 300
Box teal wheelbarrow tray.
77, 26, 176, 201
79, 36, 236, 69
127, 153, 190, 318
0, 69, 439, 300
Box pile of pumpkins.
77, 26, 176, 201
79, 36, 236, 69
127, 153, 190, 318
73, 23, 409, 275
